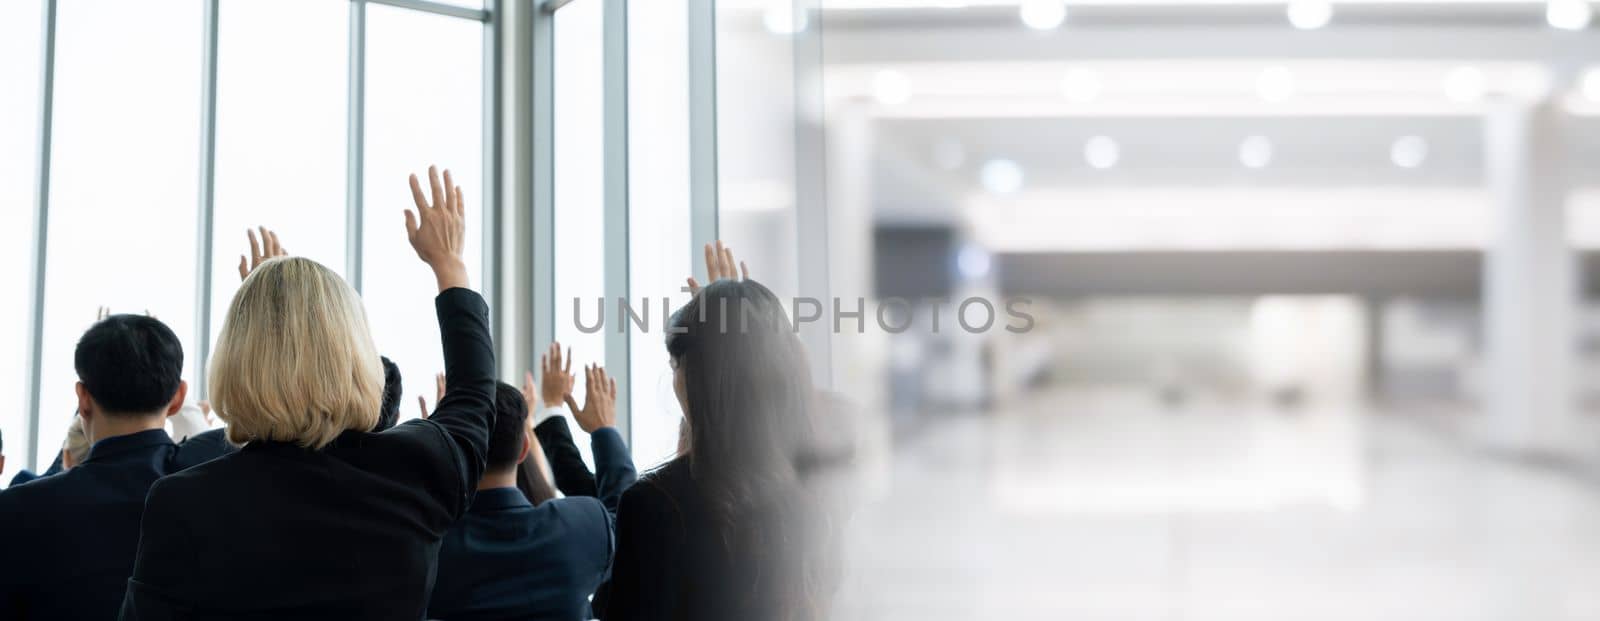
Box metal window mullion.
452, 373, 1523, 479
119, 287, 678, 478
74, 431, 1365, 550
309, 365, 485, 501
530, 0, 555, 362
346, 0, 366, 291
602, 0, 630, 442
792, 0, 833, 388
193, 0, 220, 400
687, 0, 718, 263
482, 0, 502, 369
368, 0, 488, 21
24, 0, 59, 472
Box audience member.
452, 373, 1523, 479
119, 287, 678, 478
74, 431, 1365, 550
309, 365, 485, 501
378, 355, 404, 432
595, 243, 837, 621
429, 369, 636, 621
0, 313, 231, 619
117, 167, 495, 620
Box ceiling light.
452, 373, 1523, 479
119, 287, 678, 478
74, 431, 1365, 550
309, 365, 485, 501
1084, 136, 1120, 169
1239, 135, 1273, 169
872, 69, 912, 106
1286, 0, 1332, 30
1547, 0, 1592, 30
763, 5, 807, 35
1390, 136, 1427, 169
1019, 0, 1067, 30
1060, 68, 1102, 103
1443, 66, 1486, 103
1256, 66, 1295, 103
981, 159, 1025, 195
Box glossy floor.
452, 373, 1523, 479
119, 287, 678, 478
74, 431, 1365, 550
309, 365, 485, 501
832, 390, 1600, 620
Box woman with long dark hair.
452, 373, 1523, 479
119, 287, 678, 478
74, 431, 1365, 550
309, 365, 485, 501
599, 243, 835, 621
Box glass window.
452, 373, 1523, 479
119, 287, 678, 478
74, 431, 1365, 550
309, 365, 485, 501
39, 0, 204, 460
211, 0, 348, 354
363, 3, 484, 422
0, 0, 45, 478
627, 0, 691, 468
553, 0, 606, 466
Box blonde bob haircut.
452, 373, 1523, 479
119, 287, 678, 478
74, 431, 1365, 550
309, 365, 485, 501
210, 257, 384, 449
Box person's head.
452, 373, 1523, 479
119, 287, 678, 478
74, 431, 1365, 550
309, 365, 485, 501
377, 356, 403, 432
488, 383, 532, 472
73, 314, 188, 438
0, 428, 6, 476
667, 279, 816, 478
210, 257, 383, 449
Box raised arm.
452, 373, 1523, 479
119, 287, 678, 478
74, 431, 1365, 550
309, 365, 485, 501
571, 364, 637, 514
526, 343, 600, 496
407, 166, 496, 506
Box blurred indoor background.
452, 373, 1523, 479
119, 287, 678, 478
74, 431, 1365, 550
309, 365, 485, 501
8, 0, 1600, 618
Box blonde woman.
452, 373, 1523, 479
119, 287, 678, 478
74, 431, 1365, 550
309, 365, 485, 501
118, 168, 495, 620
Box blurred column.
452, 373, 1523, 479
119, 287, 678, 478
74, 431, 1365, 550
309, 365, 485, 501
1481, 100, 1579, 455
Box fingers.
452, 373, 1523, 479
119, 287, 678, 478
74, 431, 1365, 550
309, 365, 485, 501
435, 372, 447, 401
408, 173, 429, 211
238, 255, 249, 281
523, 370, 537, 398
563, 346, 572, 375
609, 376, 617, 398
740, 260, 749, 281
417, 395, 429, 420
428, 165, 445, 212
721, 245, 735, 278
686, 277, 700, 295
704, 242, 719, 282
442, 169, 455, 213
454, 185, 464, 217
247, 228, 261, 266
266, 229, 283, 257
564, 394, 581, 419
404, 209, 419, 241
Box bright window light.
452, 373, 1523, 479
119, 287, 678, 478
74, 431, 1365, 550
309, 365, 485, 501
1443, 66, 1486, 103
1390, 135, 1428, 169
1239, 135, 1273, 169
1286, 0, 1333, 30
1256, 66, 1295, 103
1583, 69, 1600, 103
980, 159, 1024, 195
1019, 0, 1067, 30
763, 4, 807, 35
1084, 136, 1121, 169
1547, 0, 1592, 30
1060, 67, 1102, 103
0, 0, 44, 475
872, 69, 913, 106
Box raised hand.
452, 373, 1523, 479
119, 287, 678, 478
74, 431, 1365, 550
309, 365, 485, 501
568, 364, 618, 434
685, 240, 748, 296
238, 226, 287, 281
405, 165, 469, 292
416, 373, 447, 420
531, 342, 575, 409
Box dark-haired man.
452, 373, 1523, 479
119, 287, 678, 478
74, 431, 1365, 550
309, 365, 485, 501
0, 314, 232, 619
428, 367, 636, 621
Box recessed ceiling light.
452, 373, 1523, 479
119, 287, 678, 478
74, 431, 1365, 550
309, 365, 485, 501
1239, 135, 1273, 169
1443, 66, 1486, 103
1390, 135, 1427, 169
1060, 68, 1102, 103
981, 159, 1025, 195
1547, 0, 1592, 30
872, 69, 912, 106
1256, 66, 1295, 103
1286, 0, 1333, 30
1019, 0, 1067, 30
1084, 136, 1120, 169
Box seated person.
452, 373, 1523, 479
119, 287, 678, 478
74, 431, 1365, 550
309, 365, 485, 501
428, 367, 637, 621
0, 314, 233, 619
378, 355, 404, 432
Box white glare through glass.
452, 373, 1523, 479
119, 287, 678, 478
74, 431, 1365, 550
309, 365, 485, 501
41, 0, 203, 460
554, 0, 606, 468
0, 0, 45, 477
363, 4, 484, 424
629, 0, 692, 468
212, 0, 348, 363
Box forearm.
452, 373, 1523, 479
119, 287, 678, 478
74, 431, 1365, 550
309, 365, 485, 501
590, 428, 638, 514
427, 288, 497, 488
534, 415, 598, 497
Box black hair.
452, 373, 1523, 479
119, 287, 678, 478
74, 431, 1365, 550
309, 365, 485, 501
377, 356, 402, 432
664, 279, 832, 619
74, 314, 184, 415
489, 382, 530, 471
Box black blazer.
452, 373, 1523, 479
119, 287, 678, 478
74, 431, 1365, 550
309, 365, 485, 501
428, 426, 638, 621
534, 415, 598, 497
0, 428, 233, 620
117, 288, 497, 621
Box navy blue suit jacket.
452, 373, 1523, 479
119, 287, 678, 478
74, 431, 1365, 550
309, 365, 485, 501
0, 428, 233, 620
429, 425, 637, 621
